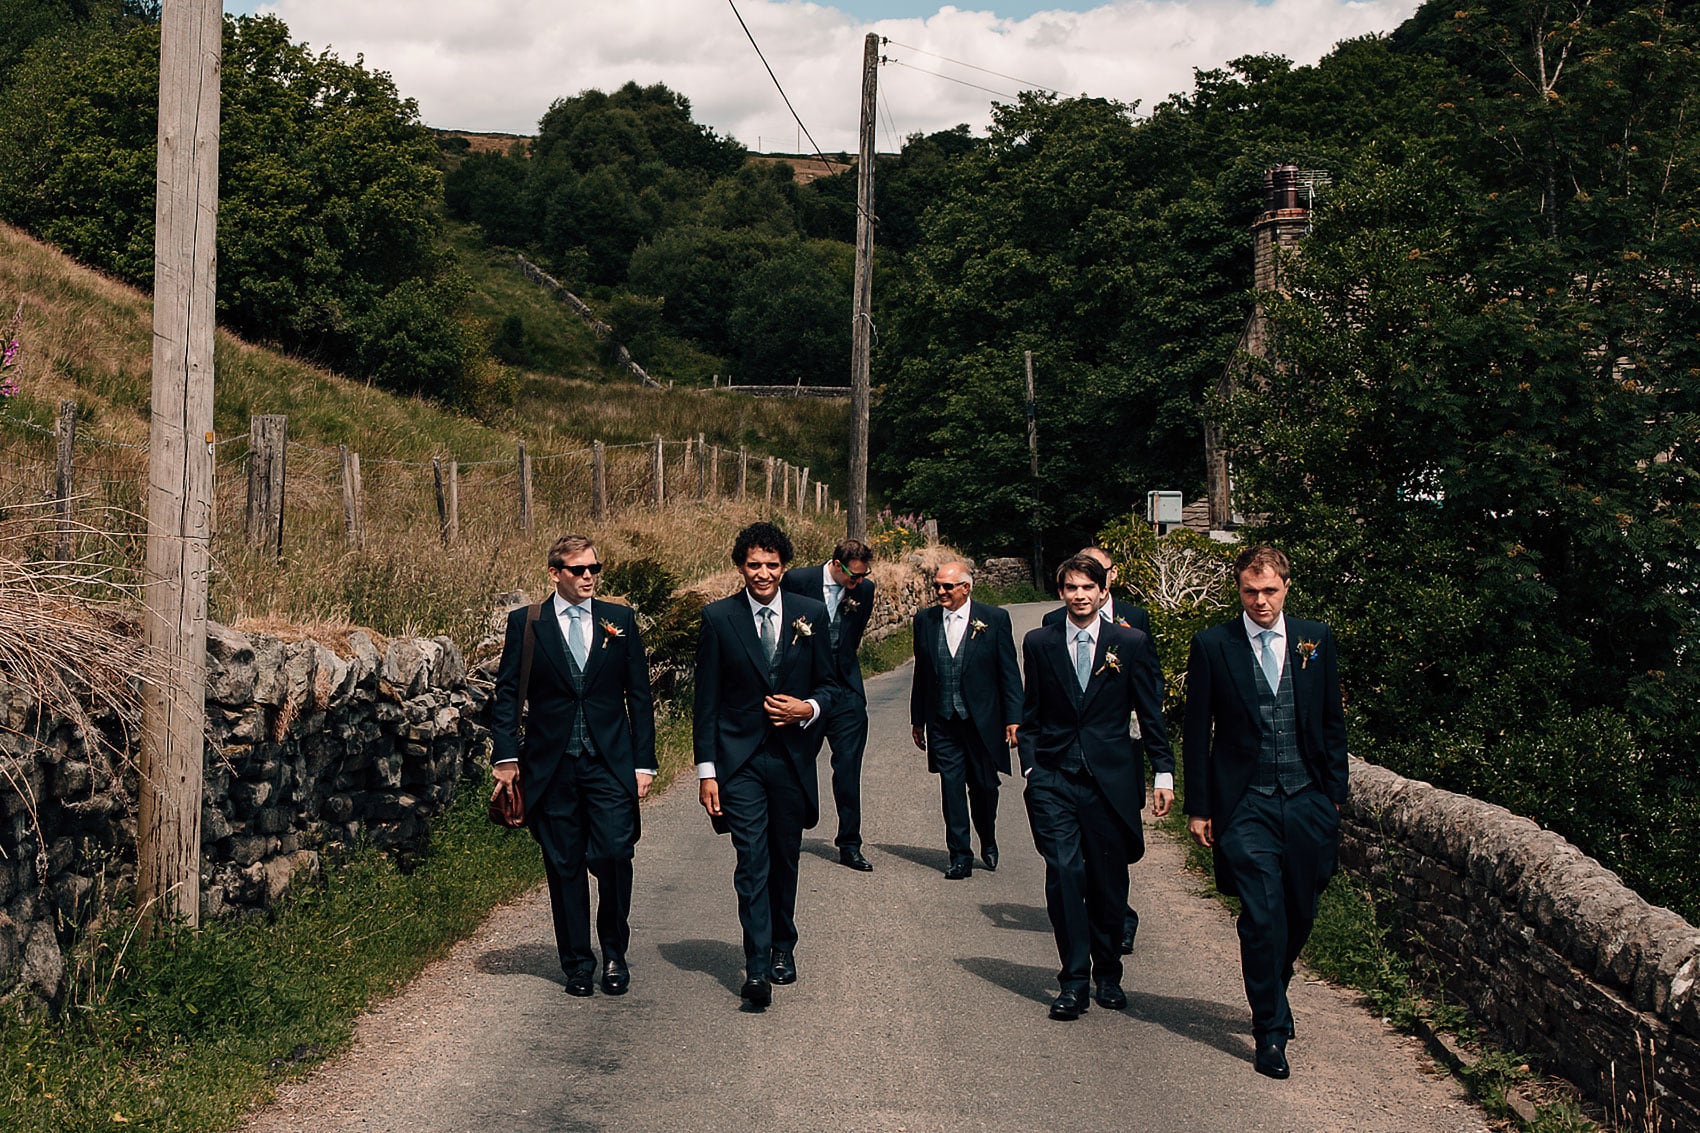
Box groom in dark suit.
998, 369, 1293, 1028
780, 539, 877, 870
1020, 554, 1172, 1020
1184, 544, 1348, 1079
491, 535, 656, 998
695, 522, 839, 1009
909, 560, 1022, 879
1042, 544, 1159, 954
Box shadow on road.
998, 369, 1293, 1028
871, 841, 951, 873
801, 837, 841, 864
980, 902, 1051, 933
475, 943, 566, 988
656, 938, 746, 996
957, 956, 1255, 1061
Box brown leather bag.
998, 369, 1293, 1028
489, 602, 542, 828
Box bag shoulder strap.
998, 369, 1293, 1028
518, 601, 543, 714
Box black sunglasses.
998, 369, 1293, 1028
551, 561, 603, 576
933, 580, 964, 591
836, 561, 872, 581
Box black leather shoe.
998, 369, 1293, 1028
944, 861, 973, 880
1255, 1035, 1290, 1080
1049, 987, 1089, 1021
1093, 980, 1127, 1010
980, 842, 999, 871
601, 959, 630, 996
839, 847, 873, 871
740, 977, 772, 1010
770, 950, 797, 985
1120, 909, 1139, 955
565, 971, 595, 998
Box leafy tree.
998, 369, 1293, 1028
0, 14, 483, 401
443, 151, 534, 246
724, 239, 853, 386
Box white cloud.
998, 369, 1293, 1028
255, 0, 1419, 151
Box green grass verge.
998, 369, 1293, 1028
858, 625, 914, 678
0, 701, 703, 1133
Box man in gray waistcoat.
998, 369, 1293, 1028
909, 560, 1022, 879
1183, 544, 1348, 1080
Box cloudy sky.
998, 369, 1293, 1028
226, 0, 1420, 153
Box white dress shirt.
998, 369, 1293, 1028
1243, 611, 1288, 686
943, 605, 971, 655
696, 591, 822, 780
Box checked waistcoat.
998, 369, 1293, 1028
1249, 655, 1309, 795
934, 617, 968, 721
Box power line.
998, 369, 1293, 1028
883, 58, 1018, 101
880, 37, 1059, 95
877, 89, 903, 153
725, 0, 846, 173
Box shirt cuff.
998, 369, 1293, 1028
1153, 772, 1174, 791
696, 762, 717, 780
635, 768, 657, 776
799, 698, 822, 728
494, 758, 518, 766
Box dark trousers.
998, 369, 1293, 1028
929, 718, 999, 866
823, 692, 870, 848
529, 753, 638, 976
1024, 765, 1135, 991
719, 744, 808, 978
1216, 786, 1340, 1038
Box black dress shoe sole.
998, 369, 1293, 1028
839, 855, 874, 871
740, 979, 772, 1009
1048, 1003, 1085, 1021
1255, 1057, 1290, 1080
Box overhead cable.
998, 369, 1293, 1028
881, 37, 1059, 95
883, 58, 1017, 100
725, 0, 846, 173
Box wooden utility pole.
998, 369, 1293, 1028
1024, 351, 1042, 588
846, 32, 878, 542
53, 399, 76, 561
139, 0, 221, 933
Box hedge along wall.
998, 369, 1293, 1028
1341, 757, 1699, 1128
0, 623, 488, 1007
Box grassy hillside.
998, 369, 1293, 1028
0, 221, 849, 648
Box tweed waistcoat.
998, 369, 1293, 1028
1249, 656, 1309, 795
934, 617, 967, 720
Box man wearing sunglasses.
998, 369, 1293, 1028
909, 560, 1022, 879
780, 539, 878, 871
490, 535, 656, 999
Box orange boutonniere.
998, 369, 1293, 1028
599, 619, 623, 647
1296, 640, 1320, 669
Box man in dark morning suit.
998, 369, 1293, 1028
1184, 544, 1348, 1079
695, 522, 839, 1010
491, 535, 656, 998
1020, 554, 1173, 1021
1041, 545, 1162, 955
779, 539, 877, 871
909, 560, 1022, 879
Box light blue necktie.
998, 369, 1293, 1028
1257, 629, 1280, 689
1075, 630, 1093, 691
567, 605, 589, 669
759, 606, 778, 663
826, 582, 842, 623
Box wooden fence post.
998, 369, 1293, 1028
799, 467, 810, 513
652, 436, 665, 508
765, 456, 775, 506
780, 461, 790, 508
53, 399, 75, 560
433, 457, 459, 546
593, 440, 608, 521
518, 441, 532, 532
339, 445, 363, 550
245, 414, 287, 555
738, 446, 748, 502
815, 481, 824, 514
682, 436, 694, 505
696, 432, 708, 499
709, 444, 720, 500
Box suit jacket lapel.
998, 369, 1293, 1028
1049, 623, 1083, 708
533, 599, 572, 684
1226, 625, 1260, 716
1079, 632, 1113, 712
580, 599, 608, 686
729, 596, 776, 690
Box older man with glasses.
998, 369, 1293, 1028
909, 560, 1022, 879
490, 534, 656, 998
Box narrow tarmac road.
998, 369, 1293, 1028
244, 603, 1488, 1133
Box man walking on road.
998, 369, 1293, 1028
1184, 544, 1348, 1080
1043, 544, 1157, 955
694, 522, 839, 1010
780, 539, 877, 871
909, 560, 1022, 879
490, 535, 656, 998
1019, 554, 1172, 1021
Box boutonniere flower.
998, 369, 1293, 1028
840, 596, 860, 613
791, 617, 813, 643
1296, 640, 1320, 669
970, 618, 987, 638
599, 619, 623, 647
1114, 616, 1132, 628
1095, 649, 1122, 676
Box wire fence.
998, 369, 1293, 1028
0, 403, 839, 575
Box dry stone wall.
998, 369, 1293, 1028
0, 623, 488, 1007
1341, 757, 1700, 1128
